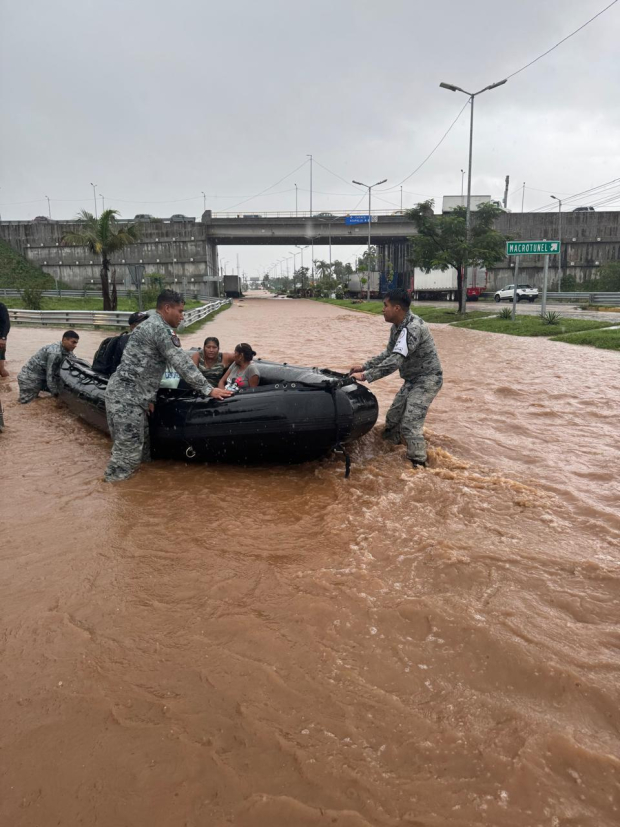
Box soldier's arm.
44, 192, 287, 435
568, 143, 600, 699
365, 327, 420, 382
361, 347, 391, 372
46, 350, 63, 395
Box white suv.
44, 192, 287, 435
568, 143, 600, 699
494, 284, 539, 303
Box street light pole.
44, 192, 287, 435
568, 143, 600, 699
100, 194, 105, 213
352, 178, 387, 300
90, 183, 98, 219
440, 77, 507, 313
550, 195, 563, 292
45, 196, 51, 219
295, 183, 298, 217
202, 191, 206, 213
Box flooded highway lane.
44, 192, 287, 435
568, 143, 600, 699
1, 298, 619, 826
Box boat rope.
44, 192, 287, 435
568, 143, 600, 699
325, 379, 351, 479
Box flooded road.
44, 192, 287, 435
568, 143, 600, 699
1, 298, 619, 827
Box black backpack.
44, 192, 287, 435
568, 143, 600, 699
92, 333, 127, 376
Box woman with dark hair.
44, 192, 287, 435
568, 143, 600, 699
218, 343, 260, 391
191, 336, 235, 386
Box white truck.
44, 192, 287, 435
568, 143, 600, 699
442, 195, 493, 213
346, 271, 381, 297
411, 266, 487, 301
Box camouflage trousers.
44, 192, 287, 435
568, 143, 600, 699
104, 394, 151, 482
17, 369, 49, 404
383, 373, 443, 463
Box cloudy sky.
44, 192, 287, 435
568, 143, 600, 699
1, 0, 619, 277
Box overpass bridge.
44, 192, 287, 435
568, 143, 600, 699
201, 210, 416, 246
1, 209, 619, 293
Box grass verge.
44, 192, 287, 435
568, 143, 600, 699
180, 301, 231, 335
452, 315, 612, 337
0, 239, 62, 290
551, 326, 620, 351
312, 297, 491, 324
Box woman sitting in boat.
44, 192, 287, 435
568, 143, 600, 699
219, 343, 260, 391
191, 336, 235, 386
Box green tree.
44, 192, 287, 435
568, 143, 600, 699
597, 261, 620, 291
62, 209, 141, 310
407, 200, 507, 312
356, 248, 377, 272
294, 266, 310, 295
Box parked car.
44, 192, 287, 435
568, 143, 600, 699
33, 215, 50, 222
494, 284, 539, 303
573, 206, 595, 212
134, 214, 154, 221
170, 214, 194, 222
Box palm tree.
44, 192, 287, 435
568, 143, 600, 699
62, 209, 141, 310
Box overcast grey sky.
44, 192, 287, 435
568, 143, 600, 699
1, 0, 619, 276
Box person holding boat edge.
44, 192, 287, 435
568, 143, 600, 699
350, 289, 442, 468
104, 290, 233, 483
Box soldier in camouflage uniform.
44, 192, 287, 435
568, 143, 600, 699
351, 289, 442, 467
17, 330, 80, 404
104, 290, 232, 482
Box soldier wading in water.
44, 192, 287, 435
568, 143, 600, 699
104, 290, 232, 482
350, 288, 442, 468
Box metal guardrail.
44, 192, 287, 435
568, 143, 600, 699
7, 300, 230, 329
179, 300, 230, 328
482, 291, 620, 305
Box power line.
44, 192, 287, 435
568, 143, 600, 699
531, 176, 620, 212
506, 0, 618, 81
224, 159, 310, 211
312, 159, 364, 192
381, 99, 470, 191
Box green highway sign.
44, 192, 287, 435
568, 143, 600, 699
506, 240, 560, 256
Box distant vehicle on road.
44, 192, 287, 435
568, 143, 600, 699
170, 214, 194, 222
242, 214, 261, 219
573, 206, 595, 212
314, 212, 336, 219
412, 266, 487, 301
494, 284, 539, 303
33, 215, 50, 222
134, 214, 154, 221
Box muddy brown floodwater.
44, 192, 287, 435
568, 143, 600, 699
1, 297, 619, 827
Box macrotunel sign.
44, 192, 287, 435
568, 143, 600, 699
506, 240, 560, 255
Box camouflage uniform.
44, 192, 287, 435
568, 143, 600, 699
104, 312, 214, 482
17, 342, 72, 404
363, 312, 443, 464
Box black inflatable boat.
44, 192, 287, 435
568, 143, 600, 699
58, 358, 378, 465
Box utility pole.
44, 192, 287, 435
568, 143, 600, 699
295, 183, 298, 216
440, 77, 508, 313
45, 196, 51, 219
202, 191, 206, 213
550, 195, 563, 292
100, 194, 105, 213
460, 170, 465, 203
400, 186, 403, 211
352, 178, 387, 300
90, 183, 98, 218
503, 175, 509, 209
521, 182, 525, 213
